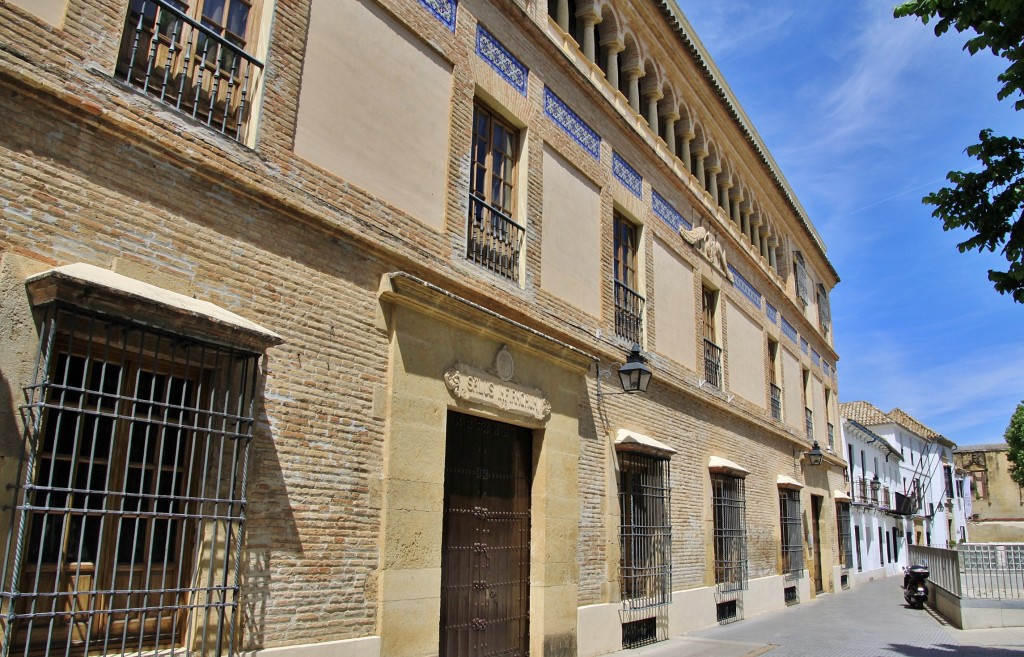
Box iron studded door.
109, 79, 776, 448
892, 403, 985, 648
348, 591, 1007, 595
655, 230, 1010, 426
440, 412, 532, 657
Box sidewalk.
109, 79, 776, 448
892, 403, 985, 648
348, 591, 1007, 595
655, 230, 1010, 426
631, 577, 1023, 657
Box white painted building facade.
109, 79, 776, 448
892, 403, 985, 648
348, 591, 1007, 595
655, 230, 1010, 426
838, 402, 969, 586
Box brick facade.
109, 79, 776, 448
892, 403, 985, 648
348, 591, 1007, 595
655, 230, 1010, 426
0, 1, 845, 656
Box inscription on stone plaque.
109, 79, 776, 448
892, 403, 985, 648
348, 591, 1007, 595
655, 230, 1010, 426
444, 362, 551, 422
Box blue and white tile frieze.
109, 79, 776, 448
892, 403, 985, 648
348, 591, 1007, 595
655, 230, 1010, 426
544, 87, 601, 160
476, 26, 527, 96
728, 265, 762, 309
765, 302, 778, 325
613, 152, 642, 198
420, 0, 457, 30
652, 190, 692, 231
781, 317, 798, 343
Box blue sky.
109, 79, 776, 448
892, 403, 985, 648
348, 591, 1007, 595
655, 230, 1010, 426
679, 1, 1023, 446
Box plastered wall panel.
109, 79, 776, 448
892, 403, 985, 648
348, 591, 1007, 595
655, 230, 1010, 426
295, 0, 452, 230
726, 300, 765, 407
653, 237, 695, 367
541, 147, 601, 317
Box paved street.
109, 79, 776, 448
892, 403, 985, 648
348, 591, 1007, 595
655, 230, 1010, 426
636, 577, 1024, 657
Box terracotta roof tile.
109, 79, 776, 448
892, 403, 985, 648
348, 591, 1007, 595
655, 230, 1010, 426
839, 401, 888, 426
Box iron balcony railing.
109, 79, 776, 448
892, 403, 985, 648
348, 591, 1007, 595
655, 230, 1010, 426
852, 477, 881, 506
116, 0, 264, 143
703, 339, 722, 389
879, 486, 891, 510
804, 407, 813, 441
467, 193, 524, 283
614, 280, 645, 344
770, 383, 782, 420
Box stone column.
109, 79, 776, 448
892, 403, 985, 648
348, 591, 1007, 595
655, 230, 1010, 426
643, 86, 663, 134
705, 158, 721, 204
661, 112, 678, 156
679, 126, 694, 172
625, 67, 643, 114
750, 213, 762, 249
581, 17, 598, 60
604, 40, 623, 89
729, 189, 743, 226
692, 145, 707, 185
718, 177, 733, 215
740, 202, 752, 241
556, 0, 570, 33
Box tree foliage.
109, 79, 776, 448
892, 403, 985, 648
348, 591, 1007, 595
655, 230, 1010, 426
894, 1, 1024, 302
1004, 401, 1024, 487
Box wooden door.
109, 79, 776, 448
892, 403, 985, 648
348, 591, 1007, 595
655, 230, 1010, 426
811, 495, 824, 594
440, 412, 532, 657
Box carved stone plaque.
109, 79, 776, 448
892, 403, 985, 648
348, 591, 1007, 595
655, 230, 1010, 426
444, 362, 551, 422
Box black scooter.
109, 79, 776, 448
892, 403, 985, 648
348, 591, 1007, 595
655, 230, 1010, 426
903, 563, 929, 608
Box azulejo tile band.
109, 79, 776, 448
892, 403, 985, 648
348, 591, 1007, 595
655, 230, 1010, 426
781, 317, 798, 343
728, 264, 762, 309
811, 349, 821, 367
765, 302, 778, 325
476, 25, 527, 96
613, 152, 642, 198
544, 87, 601, 160
800, 337, 809, 355
420, 0, 456, 31
652, 190, 692, 231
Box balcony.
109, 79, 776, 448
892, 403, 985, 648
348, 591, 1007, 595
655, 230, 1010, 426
770, 383, 782, 420
467, 193, 524, 282
703, 338, 722, 389
850, 480, 894, 510
115, 0, 264, 143
614, 281, 645, 344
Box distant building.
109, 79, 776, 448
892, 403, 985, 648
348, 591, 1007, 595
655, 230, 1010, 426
955, 443, 1023, 543
839, 402, 969, 563
839, 417, 904, 584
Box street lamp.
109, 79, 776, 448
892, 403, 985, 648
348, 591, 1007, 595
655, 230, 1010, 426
596, 343, 653, 399
616, 343, 653, 394
870, 474, 881, 493
805, 441, 824, 466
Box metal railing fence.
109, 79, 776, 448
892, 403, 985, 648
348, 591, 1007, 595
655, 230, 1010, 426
908, 544, 1024, 600
467, 193, 524, 282
116, 0, 264, 143
703, 339, 722, 389
614, 281, 645, 344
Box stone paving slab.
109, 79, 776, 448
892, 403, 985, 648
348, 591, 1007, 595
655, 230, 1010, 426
628, 577, 1022, 657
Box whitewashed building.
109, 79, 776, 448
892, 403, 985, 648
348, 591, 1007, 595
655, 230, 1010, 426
839, 402, 969, 584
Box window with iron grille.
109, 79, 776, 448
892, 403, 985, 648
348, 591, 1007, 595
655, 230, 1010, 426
613, 214, 644, 343
115, 0, 265, 143
468, 102, 524, 282
816, 283, 831, 335
619, 452, 671, 610
836, 502, 853, 569
712, 474, 746, 591
779, 489, 803, 577
793, 251, 809, 305
702, 286, 721, 388
1, 304, 262, 657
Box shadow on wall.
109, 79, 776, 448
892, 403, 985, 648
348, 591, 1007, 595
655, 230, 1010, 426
240, 363, 303, 652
